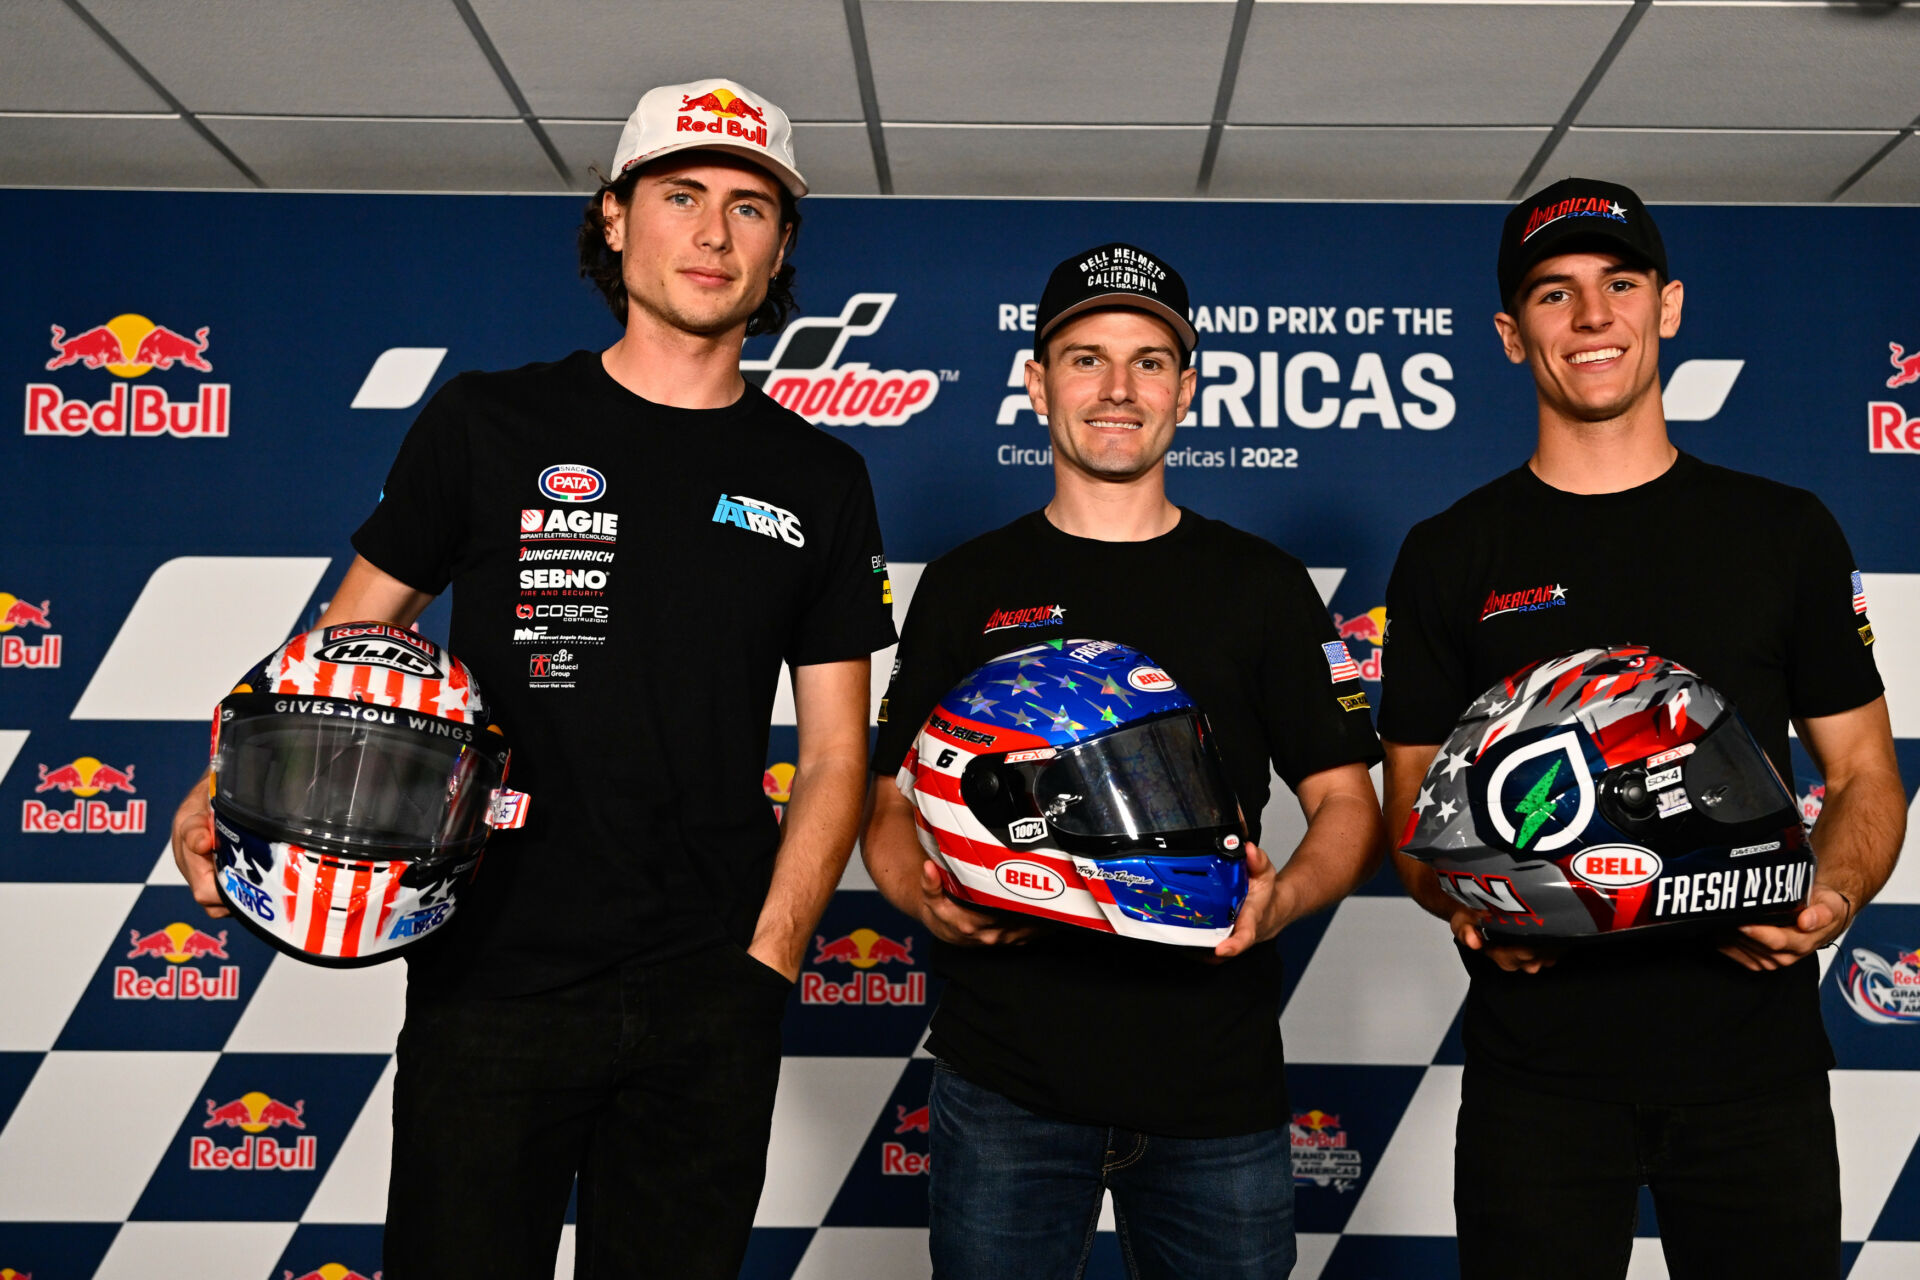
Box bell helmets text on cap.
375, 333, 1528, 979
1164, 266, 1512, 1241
1401, 645, 1812, 941
1034, 243, 1197, 359
897, 638, 1247, 946
612, 77, 806, 197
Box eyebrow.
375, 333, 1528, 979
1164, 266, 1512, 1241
1526, 263, 1649, 295
656, 175, 776, 204
1059, 343, 1178, 361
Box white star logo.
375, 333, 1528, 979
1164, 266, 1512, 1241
438, 682, 472, 718
1436, 797, 1459, 821
1415, 785, 1436, 815
1049, 604, 1065, 620
1550, 583, 1567, 600
1609, 202, 1627, 218
1441, 749, 1473, 779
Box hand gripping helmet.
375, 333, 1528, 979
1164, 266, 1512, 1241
1401, 645, 1813, 940
898, 639, 1248, 946
208, 623, 530, 966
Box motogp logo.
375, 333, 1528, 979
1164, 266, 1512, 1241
742, 293, 940, 427
539, 464, 605, 503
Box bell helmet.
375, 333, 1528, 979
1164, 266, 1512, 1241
208, 622, 530, 966
1401, 645, 1813, 940
898, 638, 1248, 946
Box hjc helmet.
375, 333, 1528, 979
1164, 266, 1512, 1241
898, 639, 1248, 946
208, 623, 530, 966
1401, 645, 1813, 940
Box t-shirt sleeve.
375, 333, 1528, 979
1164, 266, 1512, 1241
786, 461, 898, 667
871, 558, 970, 775
1377, 521, 1473, 745
1785, 491, 1884, 719
350, 379, 470, 596
1260, 556, 1385, 789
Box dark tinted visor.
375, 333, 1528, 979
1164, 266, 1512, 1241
214, 701, 505, 856
1685, 718, 1795, 827
1033, 711, 1237, 839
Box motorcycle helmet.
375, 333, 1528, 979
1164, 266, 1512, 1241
897, 638, 1247, 946
208, 622, 529, 966
1401, 645, 1813, 940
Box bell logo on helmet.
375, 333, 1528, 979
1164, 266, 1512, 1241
1569, 844, 1663, 889
1127, 666, 1175, 692
995, 860, 1065, 900
1486, 731, 1595, 854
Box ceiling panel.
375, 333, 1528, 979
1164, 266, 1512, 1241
1233, 2, 1627, 125
84, 0, 516, 117
1545, 127, 1894, 202
204, 118, 564, 192
864, 1, 1235, 123
2, 0, 166, 112
885, 124, 1207, 195
0, 115, 246, 188
1212, 124, 1546, 199
543, 121, 881, 194
1581, 3, 1920, 130
470, 0, 865, 122
1839, 135, 1920, 206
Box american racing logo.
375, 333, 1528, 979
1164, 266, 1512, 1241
521, 507, 619, 543
0, 591, 59, 669
983, 604, 1064, 633
742, 293, 941, 427
713, 494, 804, 546
538, 464, 605, 503
1480, 582, 1568, 621
806, 927, 924, 1007
314, 624, 442, 678
1521, 195, 1628, 243
23, 756, 144, 834
27, 313, 229, 437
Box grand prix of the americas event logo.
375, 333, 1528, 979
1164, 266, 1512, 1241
26, 312, 230, 437
741, 293, 942, 426
1291, 1109, 1363, 1192
1870, 340, 1920, 454
1840, 943, 1920, 1024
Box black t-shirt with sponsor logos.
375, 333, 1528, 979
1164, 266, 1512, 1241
1380, 450, 1883, 1103
871, 509, 1383, 1137
352, 350, 896, 997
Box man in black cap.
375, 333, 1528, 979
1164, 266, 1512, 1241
1380, 178, 1905, 1279
862, 244, 1387, 1277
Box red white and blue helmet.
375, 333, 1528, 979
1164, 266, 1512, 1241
1400, 645, 1812, 940
208, 623, 529, 966
898, 639, 1248, 947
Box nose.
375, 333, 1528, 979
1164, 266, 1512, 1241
1098, 360, 1136, 405
694, 201, 732, 254
1572, 285, 1613, 332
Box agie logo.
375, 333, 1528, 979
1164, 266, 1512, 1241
1569, 844, 1663, 889
539, 464, 605, 503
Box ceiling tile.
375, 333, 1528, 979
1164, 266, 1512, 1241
1212, 125, 1546, 199
885, 124, 1207, 195
1233, 2, 1629, 125
542, 121, 880, 194
84, 0, 516, 116
471, 0, 865, 121
1544, 127, 1894, 202
1839, 134, 1920, 206
204, 118, 566, 192
1581, 3, 1920, 129
0, 115, 247, 187
1, 0, 167, 112
864, 1, 1236, 123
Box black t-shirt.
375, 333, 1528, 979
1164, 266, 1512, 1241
872, 509, 1383, 1137
353, 350, 896, 997
1380, 450, 1883, 1103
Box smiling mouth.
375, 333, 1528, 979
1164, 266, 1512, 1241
1568, 347, 1625, 366
1085, 417, 1142, 431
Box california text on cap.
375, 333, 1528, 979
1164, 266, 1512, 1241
1035, 243, 1197, 357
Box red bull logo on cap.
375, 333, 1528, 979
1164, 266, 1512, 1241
22, 756, 146, 834
192, 1091, 317, 1171
804, 927, 926, 1007
1331, 606, 1387, 682
26, 313, 229, 437
0, 592, 60, 669
116, 922, 240, 1001
676, 87, 769, 147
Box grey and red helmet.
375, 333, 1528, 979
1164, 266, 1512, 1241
1401, 646, 1812, 940
208, 623, 529, 966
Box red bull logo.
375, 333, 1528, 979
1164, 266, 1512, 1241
1331, 606, 1388, 681
22, 756, 146, 834
191, 1091, 316, 1171
0, 592, 59, 669
742, 294, 942, 428
803, 927, 925, 1007
882, 1101, 932, 1176
1889, 342, 1920, 390
763, 761, 795, 822
1, 1269, 31, 1279
1290, 1108, 1362, 1190
1801, 783, 1826, 825
893, 1104, 930, 1134
675, 88, 769, 147
115, 923, 240, 1001
285, 1267, 380, 1280
26, 313, 230, 437
1869, 400, 1920, 453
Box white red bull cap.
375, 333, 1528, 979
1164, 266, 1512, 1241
612, 78, 806, 198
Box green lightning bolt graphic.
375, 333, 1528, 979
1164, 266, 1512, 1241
1512, 758, 1564, 850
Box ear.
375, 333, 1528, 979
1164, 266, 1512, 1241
1023, 357, 1050, 422
1492, 310, 1527, 366
601, 189, 626, 253
1658, 277, 1684, 340
1174, 363, 1198, 422
771, 223, 792, 281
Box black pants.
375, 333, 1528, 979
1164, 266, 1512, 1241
383, 944, 791, 1278
1454, 1069, 1841, 1280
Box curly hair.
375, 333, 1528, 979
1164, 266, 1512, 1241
577, 159, 801, 337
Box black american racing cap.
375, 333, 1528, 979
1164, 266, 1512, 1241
1498, 178, 1668, 309
1035, 243, 1197, 359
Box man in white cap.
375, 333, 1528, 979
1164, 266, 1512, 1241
169, 80, 895, 1275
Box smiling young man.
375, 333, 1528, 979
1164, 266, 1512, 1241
169, 80, 895, 1276
862, 244, 1386, 1278
1379, 179, 1905, 1279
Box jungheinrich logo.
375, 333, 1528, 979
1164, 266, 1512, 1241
1485, 731, 1594, 854
742, 294, 940, 426
27, 313, 230, 437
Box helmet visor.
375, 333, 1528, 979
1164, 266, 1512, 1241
1683, 718, 1796, 828
214, 700, 505, 856
1033, 711, 1238, 841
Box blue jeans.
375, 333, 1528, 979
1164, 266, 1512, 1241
928, 1062, 1297, 1280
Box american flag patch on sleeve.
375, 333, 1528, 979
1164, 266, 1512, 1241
1852, 570, 1869, 615
1322, 640, 1361, 683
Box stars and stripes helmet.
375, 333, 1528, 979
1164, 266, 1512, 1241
897, 638, 1248, 946
1401, 645, 1813, 940
207, 622, 529, 966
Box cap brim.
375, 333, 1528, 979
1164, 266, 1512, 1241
618, 138, 807, 198
1038, 294, 1197, 355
